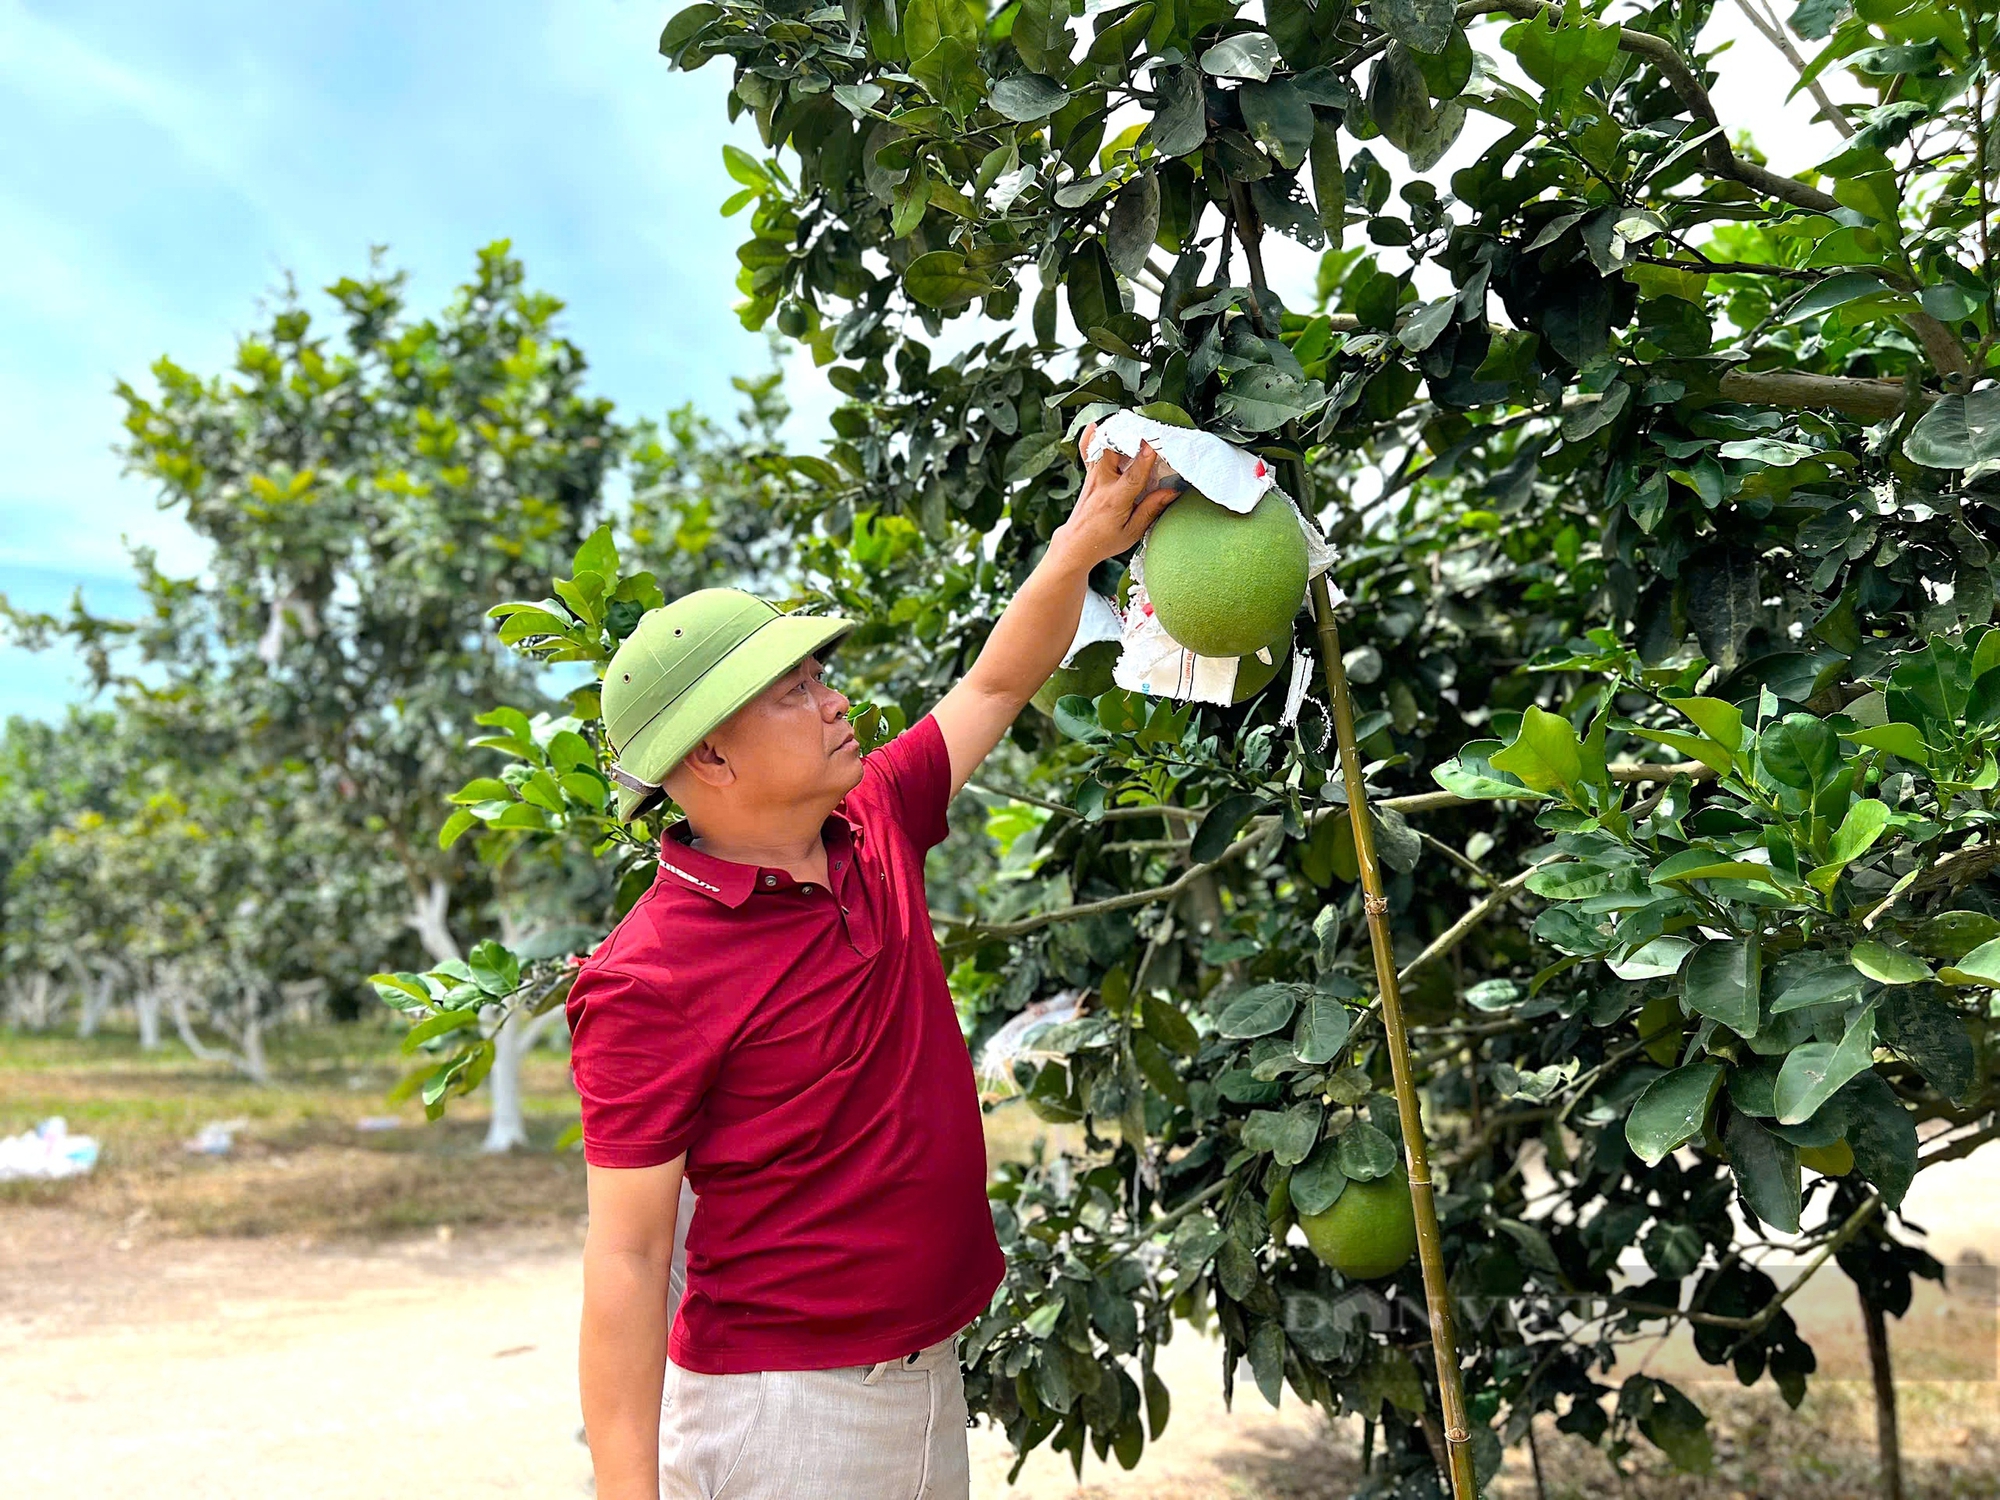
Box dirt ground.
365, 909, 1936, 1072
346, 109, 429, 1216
3, 1026, 1997, 1497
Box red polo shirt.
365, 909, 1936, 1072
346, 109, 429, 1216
564, 711, 1004, 1374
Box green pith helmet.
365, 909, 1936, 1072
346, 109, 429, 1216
601, 588, 857, 822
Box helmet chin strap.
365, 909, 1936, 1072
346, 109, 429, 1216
607, 763, 657, 795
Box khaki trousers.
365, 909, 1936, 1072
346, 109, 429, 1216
658, 1336, 970, 1500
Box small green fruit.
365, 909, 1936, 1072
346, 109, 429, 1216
1031, 639, 1120, 718
1145, 490, 1309, 659
1298, 1172, 1418, 1280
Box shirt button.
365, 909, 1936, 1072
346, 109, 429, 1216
763, 875, 778, 887
841, 905, 850, 915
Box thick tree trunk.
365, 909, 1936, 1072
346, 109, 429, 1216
408, 876, 464, 965
481, 1004, 565, 1153
1860, 1287, 1905, 1500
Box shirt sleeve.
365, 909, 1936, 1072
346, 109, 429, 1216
857, 710, 954, 854
565, 960, 722, 1169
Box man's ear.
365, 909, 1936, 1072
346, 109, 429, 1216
678, 737, 734, 791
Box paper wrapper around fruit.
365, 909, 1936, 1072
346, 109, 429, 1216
1057, 411, 1343, 723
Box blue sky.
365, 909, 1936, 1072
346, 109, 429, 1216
0, 0, 1844, 722
0, 0, 833, 720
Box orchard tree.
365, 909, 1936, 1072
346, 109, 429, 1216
382, 1, 1997, 1495
100, 242, 617, 967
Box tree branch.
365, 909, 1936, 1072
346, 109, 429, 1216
1718, 369, 1932, 421
1459, 0, 1839, 213
1729, 0, 1855, 140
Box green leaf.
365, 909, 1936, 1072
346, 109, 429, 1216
1767, 951, 1864, 1014
1141, 992, 1201, 1056
1838, 721, 1931, 763
1913, 911, 2000, 962
1670, 696, 1746, 752
1501, 10, 1621, 95
1293, 995, 1352, 1065
1849, 940, 1930, 986
1335, 1120, 1398, 1180
1637, 1381, 1714, 1475
1905, 389, 2000, 470
904, 250, 991, 309
1370, 0, 1455, 53
1199, 33, 1279, 82
437, 808, 478, 849
401, 1007, 483, 1053
989, 72, 1071, 121
467, 939, 522, 997
1625, 1062, 1725, 1165
1724, 1111, 1802, 1233
1239, 79, 1315, 170
1242, 1101, 1322, 1164
1939, 934, 2000, 987
1836, 1069, 1917, 1208
1828, 798, 1892, 865
658, 2, 721, 60
1489, 705, 1584, 794
1682, 937, 1761, 1037
1774, 1002, 1878, 1125
1780, 270, 1901, 324
1216, 983, 1301, 1038
1757, 714, 1841, 792
1150, 64, 1206, 156
1290, 1140, 1348, 1214
1247, 1320, 1286, 1408
1432, 740, 1544, 800
1192, 792, 1263, 863
1065, 238, 1119, 336
1105, 173, 1161, 279
1877, 988, 1975, 1101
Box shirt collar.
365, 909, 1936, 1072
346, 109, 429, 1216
658, 809, 860, 908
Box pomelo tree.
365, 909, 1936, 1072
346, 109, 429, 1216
380, 0, 1997, 1493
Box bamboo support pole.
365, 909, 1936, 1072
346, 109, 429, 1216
1309, 569, 1479, 1500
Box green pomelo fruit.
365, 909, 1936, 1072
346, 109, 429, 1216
1031, 638, 1120, 718
1145, 490, 1309, 659
1299, 1172, 1418, 1280
1231, 632, 1291, 702
1799, 1139, 1855, 1176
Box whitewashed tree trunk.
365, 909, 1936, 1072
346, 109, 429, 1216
481, 1004, 564, 1153
134, 982, 163, 1050
168, 976, 270, 1084
408, 877, 463, 965
72, 961, 116, 1039
240, 1005, 268, 1086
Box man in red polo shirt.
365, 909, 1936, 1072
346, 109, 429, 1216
569, 434, 1177, 1500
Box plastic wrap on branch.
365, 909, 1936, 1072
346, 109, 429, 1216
1064, 412, 1341, 716
976, 988, 1086, 1100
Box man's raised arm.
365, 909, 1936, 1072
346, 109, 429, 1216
931, 433, 1181, 799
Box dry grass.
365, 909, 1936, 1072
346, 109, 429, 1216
0, 1020, 586, 1238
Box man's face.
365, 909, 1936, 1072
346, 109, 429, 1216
695, 654, 863, 809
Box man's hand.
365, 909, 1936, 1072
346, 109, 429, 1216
932, 421, 1186, 798
1051, 424, 1184, 568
